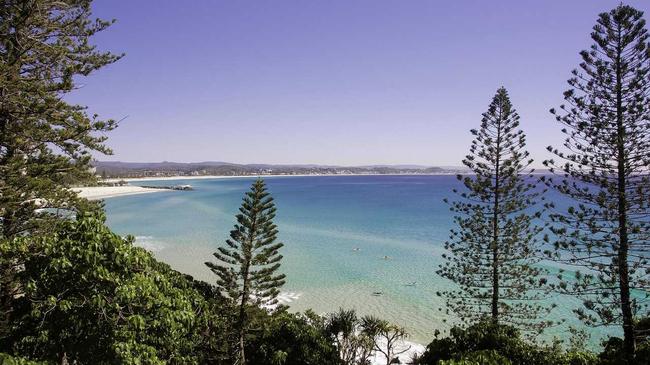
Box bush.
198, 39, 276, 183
416, 321, 597, 365
1, 214, 221, 364
438, 350, 511, 365
598, 335, 650, 365
247, 310, 341, 365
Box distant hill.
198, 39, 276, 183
356, 164, 432, 169
93, 161, 466, 179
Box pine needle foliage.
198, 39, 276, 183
438, 87, 552, 334
0, 0, 123, 239
206, 179, 286, 365
542, 4, 650, 360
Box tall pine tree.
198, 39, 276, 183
205, 179, 286, 365
0, 0, 122, 240
438, 87, 552, 333
0, 0, 121, 341
543, 5, 650, 360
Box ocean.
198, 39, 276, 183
103, 175, 617, 345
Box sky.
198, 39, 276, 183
72, 0, 649, 166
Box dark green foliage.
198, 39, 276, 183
438, 87, 552, 333
542, 4, 650, 360
206, 178, 286, 364
415, 321, 597, 365
186, 280, 233, 364
247, 310, 341, 365
438, 350, 512, 365
0, 213, 219, 364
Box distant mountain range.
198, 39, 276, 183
93, 161, 469, 179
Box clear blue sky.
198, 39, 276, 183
73, 0, 648, 166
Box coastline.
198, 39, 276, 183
75, 173, 459, 202
78, 174, 449, 200
83, 173, 456, 200
103, 170, 550, 184
105, 172, 460, 183
74, 186, 171, 200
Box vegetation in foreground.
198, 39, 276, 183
0, 1, 649, 364
1, 213, 648, 364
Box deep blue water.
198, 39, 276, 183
103, 175, 618, 344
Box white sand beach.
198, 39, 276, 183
369, 339, 425, 365
105, 175, 254, 182
74, 186, 169, 200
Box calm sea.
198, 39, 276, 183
104, 175, 617, 344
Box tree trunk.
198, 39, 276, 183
491, 103, 503, 324
237, 266, 249, 365
60, 352, 69, 365
615, 25, 636, 361
238, 329, 246, 365
235, 210, 258, 365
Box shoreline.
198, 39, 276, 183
81, 174, 448, 200
105, 172, 461, 183
103, 170, 551, 183
76, 173, 463, 202
74, 186, 171, 200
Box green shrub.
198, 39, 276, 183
247, 310, 341, 365
439, 350, 511, 365
416, 321, 597, 365
1, 214, 219, 364
598, 335, 650, 365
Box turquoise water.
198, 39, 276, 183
103, 175, 617, 344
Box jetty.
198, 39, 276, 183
140, 184, 194, 191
